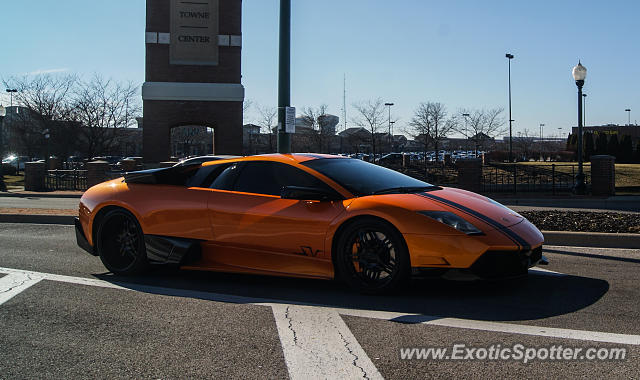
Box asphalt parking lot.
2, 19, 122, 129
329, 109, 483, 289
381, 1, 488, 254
1, 222, 639, 379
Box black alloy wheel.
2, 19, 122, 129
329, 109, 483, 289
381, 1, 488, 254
97, 209, 148, 275
336, 218, 410, 294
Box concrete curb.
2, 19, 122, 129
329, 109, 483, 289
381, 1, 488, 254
0, 192, 82, 199
0, 214, 75, 225
543, 231, 640, 249
499, 198, 640, 212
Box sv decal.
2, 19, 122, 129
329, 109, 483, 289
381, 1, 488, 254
294, 246, 322, 257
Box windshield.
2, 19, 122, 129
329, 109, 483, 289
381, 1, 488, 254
302, 158, 435, 197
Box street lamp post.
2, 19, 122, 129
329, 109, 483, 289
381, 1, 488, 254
390, 120, 395, 151
539, 123, 545, 161
277, 0, 292, 153
505, 53, 514, 162
0, 105, 6, 191
462, 113, 470, 153
625, 109, 631, 126
43, 129, 51, 169
582, 93, 587, 126
572, 61, 587, 194
5, 89, 17, 108
384, 102, 394, 153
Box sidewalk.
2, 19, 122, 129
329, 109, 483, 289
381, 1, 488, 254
0, 188, 83, 198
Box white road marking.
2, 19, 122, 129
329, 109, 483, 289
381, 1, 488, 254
529, 267, 566, 276
272, 304, 383, 380
334, 308, 640, 345
1, 266, 639, 347
0, 273, 43, 305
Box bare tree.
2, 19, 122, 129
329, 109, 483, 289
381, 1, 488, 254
352, 98, 386, 157
301, 104, 328, 152
409, 102, 456, 163
171, 126, 212, 157
407, 103, 433, 166
2, 74, 77, 158
242, 98, 253, 126
257, 104, 277, 153
243, 99, 253, 114
71, 75, 140, 158
459, 108, 506, 155
514, 129, 536, 161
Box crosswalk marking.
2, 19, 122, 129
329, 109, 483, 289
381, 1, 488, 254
272, 304, 383, 380
0, 273, 43, 305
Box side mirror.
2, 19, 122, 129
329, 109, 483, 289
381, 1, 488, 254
281, 186, 341, 201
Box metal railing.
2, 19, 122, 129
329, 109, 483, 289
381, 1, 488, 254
381, 160, 593, 194
482, 163, 590, 194
45, 170, 87, 191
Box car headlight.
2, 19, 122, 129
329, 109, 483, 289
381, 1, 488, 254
418, 211, 483, 235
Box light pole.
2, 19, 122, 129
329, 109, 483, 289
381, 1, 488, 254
505, 53, 514, 162
625, 109, 631, 126
5, 89, 17, 108
0, 105, 6, 191
384, 102, 394, 153
572, 61, 587, 194
43, 129, 51, 169
277, 0, 291, 153
462, 113, 470, 153
390, 120, 395, 151
582, 93, 587, 126
539, 123, 545, 161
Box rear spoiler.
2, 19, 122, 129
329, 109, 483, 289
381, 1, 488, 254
124, 165, 199, 185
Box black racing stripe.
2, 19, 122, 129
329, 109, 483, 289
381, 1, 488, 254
417, 192, 531, 250
416, 192, 519, 246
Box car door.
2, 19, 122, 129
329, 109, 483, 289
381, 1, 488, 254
129, 164, 216, 241
202, 160, 347, 278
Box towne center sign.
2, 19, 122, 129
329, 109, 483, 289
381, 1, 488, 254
142, 0, 243, 163
170, 0, 219, 65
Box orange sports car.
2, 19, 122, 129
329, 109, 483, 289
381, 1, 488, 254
75, 153, 546, 293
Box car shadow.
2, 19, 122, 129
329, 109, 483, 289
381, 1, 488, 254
544, 248, 640, 264
93, 266, 609, 323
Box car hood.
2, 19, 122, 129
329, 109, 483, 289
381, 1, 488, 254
412, 187, 524, 229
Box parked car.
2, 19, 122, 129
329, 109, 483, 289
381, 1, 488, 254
2, 155, 31, 175
75, 153, 545, 294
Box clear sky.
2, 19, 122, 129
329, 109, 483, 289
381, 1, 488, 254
1, 0, 639, 138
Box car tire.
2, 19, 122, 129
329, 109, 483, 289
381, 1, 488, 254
96, 209, 148, 275
335, 218, 410, 294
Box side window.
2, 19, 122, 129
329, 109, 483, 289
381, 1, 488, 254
185, 165, 214, 187
233, 161, 334, 196
234, 162, 282, 196
210, 163, 241, 190
186, 163, 233, 188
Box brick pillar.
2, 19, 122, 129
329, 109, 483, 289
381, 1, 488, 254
590, 155, 615, 196
119, 159, 137, 172
457, 158, 483, 193
48, 157, 61, 170
86, 161, 110, 188
24, 162, 46, 191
